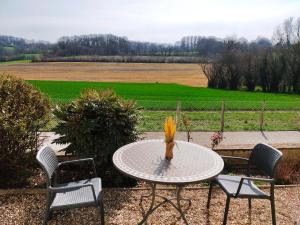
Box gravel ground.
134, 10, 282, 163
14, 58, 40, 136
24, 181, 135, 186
0, 187, 299, 225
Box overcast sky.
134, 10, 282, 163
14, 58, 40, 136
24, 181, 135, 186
1, 0, 300, 43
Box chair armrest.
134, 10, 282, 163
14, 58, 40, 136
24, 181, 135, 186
221, 156, 249, 162
221, 156, 250, 176
58, 158, 94, 166
235, 176, 274, 197
240, 177, 274, 183
58, 158, 97, 176
49, 183, 97, 201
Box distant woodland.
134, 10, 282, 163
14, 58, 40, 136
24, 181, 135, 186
0, 33, 271, 62
1, 17, 300, 93
202, 17, 300, 93
2, 17, 299, 63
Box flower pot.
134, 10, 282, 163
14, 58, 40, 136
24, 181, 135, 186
165, 141, 175, 160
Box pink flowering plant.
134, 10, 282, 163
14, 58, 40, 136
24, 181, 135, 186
211, 131, 223, 150
181, 113, 192, 142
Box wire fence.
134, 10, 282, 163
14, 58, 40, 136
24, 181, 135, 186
49, 98, 300, 132
135, 100, 300, 111
137, 101, 300, 132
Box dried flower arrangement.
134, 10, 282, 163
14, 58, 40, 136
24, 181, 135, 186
164, 116, 176, 160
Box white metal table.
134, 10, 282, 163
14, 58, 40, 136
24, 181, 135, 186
113, 139, 224, 224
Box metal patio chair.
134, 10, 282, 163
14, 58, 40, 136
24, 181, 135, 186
207, 143, 283, 225
36, 146, 104, 225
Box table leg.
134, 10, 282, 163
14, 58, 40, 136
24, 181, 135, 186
138, 184, 191, 225
138, 183, 156, 225
176, 185, 191, 225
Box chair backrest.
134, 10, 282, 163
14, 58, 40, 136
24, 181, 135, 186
249, 143, 283, 178
36, 146, 58, 185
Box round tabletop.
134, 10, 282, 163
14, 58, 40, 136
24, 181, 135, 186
113, 139, 224, 185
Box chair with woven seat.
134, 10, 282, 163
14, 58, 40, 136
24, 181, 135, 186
36, 146, 104, 225
207, 143, 283, 225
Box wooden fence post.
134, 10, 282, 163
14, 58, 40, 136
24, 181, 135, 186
221, 101, 225, 132
260, 100, 265, 131
176, 101, 181, 126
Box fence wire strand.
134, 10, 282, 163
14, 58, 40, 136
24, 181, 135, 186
138, 101, 300, 132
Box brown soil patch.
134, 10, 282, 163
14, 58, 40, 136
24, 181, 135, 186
0, 62, 207, 87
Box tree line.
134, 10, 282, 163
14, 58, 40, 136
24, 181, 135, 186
202, 17, 300, 93
52, 34, 272, 57
0, 33, 272, 60
0, 35, 51, 61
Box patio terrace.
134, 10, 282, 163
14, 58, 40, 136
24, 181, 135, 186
1, 186, 299, 224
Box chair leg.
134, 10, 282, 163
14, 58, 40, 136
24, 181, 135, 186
207, 181, 214, 209
43, 207, 51, 225
270, 198, 276, 225
99, 195, 105, 225
223, 196, 230, 225
248, 198, 251, 209
43, 193, 52, 225
270, 184, 276, 225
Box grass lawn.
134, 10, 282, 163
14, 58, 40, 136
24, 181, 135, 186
140, 111, 300, 131
28, 80, 300, 110
44, 111, 300, 132
27, 80, 300, 131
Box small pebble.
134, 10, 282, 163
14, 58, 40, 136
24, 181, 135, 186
0, 187, 299, 224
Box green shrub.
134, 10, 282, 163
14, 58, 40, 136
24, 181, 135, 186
0, 74, 50, 188
53, 89, 141, 187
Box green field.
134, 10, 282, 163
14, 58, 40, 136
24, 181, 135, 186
28, 80, 300, 110
0, 59, 31, 64
27, 80, 300, 132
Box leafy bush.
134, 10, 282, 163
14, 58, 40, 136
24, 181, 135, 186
0, 74, 50, 188
53, 89, 141, 187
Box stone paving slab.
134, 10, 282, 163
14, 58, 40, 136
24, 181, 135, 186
40, 131, 300, 154
144, 131, 300, 149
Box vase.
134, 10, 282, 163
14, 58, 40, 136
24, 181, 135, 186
165, 141, 175, 160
